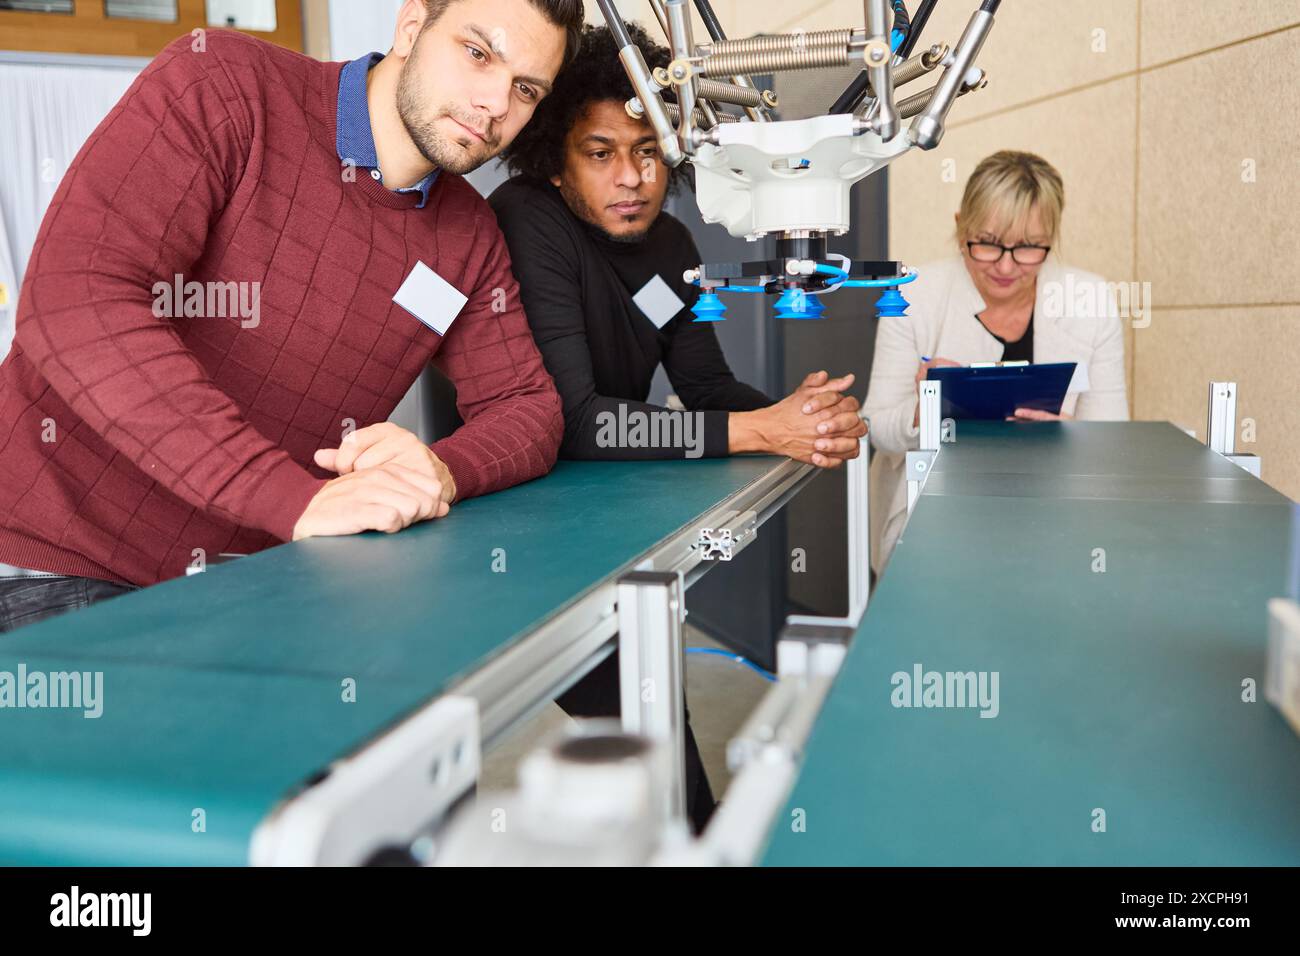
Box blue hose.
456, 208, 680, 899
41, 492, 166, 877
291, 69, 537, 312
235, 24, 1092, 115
690, 279, 768, 293
815, 263, 918, 289
695, 268, 917, 292
839, 275, 918, 288
686, 647, 777, 682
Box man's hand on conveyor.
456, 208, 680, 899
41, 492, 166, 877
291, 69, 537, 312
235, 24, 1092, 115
291, 463, 449, 540
290, 423, 457, 541
728, 370, 868, 468
1007, 407, 1073, 422
313, 422, 457, 503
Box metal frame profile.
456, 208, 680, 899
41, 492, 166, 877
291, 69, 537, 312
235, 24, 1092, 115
1207, 381, 1261, 478
787, 436, 873, 629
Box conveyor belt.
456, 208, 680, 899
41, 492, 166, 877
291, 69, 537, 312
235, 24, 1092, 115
760, 423, 1300, 865
0, 456, 810, 865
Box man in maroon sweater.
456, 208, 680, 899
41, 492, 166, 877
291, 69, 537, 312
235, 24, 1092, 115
0, 0, 584, 632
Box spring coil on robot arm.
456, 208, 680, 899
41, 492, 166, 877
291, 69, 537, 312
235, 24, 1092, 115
696, 42, 852, 78
663, 102, 740, 125
697, 28, 853, 56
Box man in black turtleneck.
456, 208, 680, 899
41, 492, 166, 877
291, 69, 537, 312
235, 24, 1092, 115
489, 23, 868, 834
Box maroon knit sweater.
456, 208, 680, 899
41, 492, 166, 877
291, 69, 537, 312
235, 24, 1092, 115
0, 31, 563, 587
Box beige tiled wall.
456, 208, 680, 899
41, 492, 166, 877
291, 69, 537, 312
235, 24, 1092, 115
591, 1, 740, 36
1132, 9, 1300, 503
1139, 0, 1300, 64
765, 0, 1142, 122
1136, 28, 1300, 307
600, 2, 1300, 500
1136, 307, 1300, 493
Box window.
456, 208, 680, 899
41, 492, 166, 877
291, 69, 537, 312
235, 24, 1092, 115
0, 1, 75, 12
0, 0, 301, 55
104, 1, 177, 21
206, 0, 275, 32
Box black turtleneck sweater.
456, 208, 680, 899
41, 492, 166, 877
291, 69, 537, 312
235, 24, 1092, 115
488, 177, 772, 459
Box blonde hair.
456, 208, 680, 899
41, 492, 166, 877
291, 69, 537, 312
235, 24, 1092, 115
956, 151, 1064, 247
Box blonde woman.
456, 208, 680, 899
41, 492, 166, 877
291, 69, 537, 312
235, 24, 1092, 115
865, 150, 1129, 572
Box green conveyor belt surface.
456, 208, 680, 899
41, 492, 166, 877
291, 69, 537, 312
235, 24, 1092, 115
761, 422, 1300, 866
0, 457, 785, 865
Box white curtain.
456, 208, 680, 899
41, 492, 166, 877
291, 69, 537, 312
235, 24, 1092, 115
0, 59, 141, 356
0, 213, 16, 358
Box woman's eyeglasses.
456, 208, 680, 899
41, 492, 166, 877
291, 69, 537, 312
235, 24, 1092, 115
965, 241, 1051, 265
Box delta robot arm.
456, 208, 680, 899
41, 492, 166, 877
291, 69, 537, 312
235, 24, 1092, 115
595, 0, 1002, 320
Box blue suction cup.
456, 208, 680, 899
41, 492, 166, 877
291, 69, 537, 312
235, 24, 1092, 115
875, 287, 910, 318
774, 288, 824, 320
691, 290, 726, 322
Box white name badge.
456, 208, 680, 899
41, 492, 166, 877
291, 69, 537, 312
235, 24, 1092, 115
393, 261, 468, 336
633, 274, 685, 329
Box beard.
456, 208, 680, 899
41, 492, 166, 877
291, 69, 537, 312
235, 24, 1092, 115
557, 179, 653, 245
396, 48, 502, 175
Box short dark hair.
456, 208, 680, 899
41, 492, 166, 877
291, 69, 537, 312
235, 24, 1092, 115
421, 0, 586, 68
501, 22, 689, 191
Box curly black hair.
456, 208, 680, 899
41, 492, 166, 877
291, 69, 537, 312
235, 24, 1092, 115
502, 22, 690, 192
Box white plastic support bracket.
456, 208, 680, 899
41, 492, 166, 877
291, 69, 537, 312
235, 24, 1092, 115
907, 380, 942, 514
905, 450, 937, 513
249, 695, 480, 866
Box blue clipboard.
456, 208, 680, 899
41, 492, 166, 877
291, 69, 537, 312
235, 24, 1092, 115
925, 362, 1077, 420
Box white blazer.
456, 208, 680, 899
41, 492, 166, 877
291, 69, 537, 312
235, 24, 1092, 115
863, 256, 1130, 573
